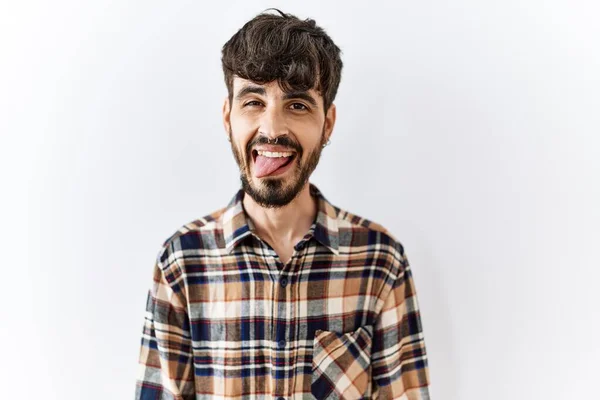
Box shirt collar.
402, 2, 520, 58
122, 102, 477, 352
222, 183, 340, 255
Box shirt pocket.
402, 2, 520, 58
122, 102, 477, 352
311, 324, 374, 399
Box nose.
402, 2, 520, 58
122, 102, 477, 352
258, 104, 289, 140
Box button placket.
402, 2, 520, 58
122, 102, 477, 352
289, 241, 310, 396
272, 258, 289, 398
271, 240, 307, 398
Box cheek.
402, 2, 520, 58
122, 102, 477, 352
230, 122, 255, 152
231, 115, 253, 132
289, 118, 323, 141
296, 128, 323, 152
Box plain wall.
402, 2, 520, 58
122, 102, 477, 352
1, 1, 599, 399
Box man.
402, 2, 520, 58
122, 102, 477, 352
135, 9, 430, 400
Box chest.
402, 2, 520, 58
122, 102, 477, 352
187, 247, 391, 339
270, 242, 294, 266
183, 246, 393, 398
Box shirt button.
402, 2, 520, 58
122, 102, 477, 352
278, 339, 286, 349
280, 277, 288, 287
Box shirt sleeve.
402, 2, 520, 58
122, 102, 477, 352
135, 246, 196, 400
371, 246, 431, 399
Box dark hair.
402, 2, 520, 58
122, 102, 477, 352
221, 8, 343, 112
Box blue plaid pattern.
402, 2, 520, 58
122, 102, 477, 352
135, 183, 430, 399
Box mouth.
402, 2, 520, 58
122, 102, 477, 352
251, 149, 297, 178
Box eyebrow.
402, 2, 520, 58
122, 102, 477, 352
235, 85, 319, 108
235, 85, 266, 100
283, 91, 318, 108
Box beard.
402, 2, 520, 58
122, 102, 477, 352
229, 127, 325, 208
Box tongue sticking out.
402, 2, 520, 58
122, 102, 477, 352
254, 155, 292, 178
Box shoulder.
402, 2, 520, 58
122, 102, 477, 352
155, 206, 229, 265
335, 206, 408, 272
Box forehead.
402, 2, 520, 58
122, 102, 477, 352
232, 76, 322, 100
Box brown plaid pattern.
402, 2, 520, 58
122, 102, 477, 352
312, 325, 374, 399
135, 183, 430, 399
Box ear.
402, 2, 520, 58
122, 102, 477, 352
222, 96, 231, 138
323, 103, 337, 142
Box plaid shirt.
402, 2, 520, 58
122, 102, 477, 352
135, 183, 430, 400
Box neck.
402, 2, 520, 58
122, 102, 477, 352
242, 183, 318, 246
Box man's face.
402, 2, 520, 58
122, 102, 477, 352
223, 76, 336, 208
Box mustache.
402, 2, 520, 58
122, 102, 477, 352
246, 135, 302, 156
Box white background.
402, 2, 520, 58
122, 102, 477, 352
1, 1, 599, 399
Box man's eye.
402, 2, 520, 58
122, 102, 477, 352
290, 103, 308, 111
244, 101, 263, 107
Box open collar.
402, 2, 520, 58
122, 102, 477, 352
222, 183, 340, 255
